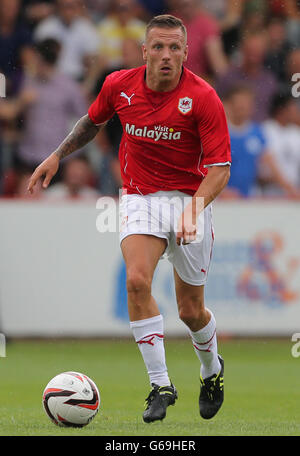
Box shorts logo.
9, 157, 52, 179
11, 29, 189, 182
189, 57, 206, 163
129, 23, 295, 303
178, 97, 193, 114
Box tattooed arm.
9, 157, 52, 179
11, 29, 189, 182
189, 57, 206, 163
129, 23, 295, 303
54, 114, 101, 160
28, 114, 101, 193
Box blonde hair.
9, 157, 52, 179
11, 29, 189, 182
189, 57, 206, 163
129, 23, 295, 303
146, 14, 187, 42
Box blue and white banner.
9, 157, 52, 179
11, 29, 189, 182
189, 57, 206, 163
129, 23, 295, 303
0, 200, 299, 336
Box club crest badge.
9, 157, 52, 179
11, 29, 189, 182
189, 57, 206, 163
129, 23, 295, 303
178, 97, 193, 114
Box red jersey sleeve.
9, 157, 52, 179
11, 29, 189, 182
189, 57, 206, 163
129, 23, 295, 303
88, 73, 116, 125
196, 88, 231, 167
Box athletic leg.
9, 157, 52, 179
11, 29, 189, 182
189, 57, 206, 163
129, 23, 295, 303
173, 268, 221, 378
174, 268, 224, 419
121, 234, 165, 321
121, 234, 170, 386
122, 234, 177, 422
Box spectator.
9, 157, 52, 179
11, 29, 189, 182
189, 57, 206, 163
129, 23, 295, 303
22, 1, 55, 29
284, 0, 300, 48
122, 37, 144, 70
270, 48, 300, 126
241, 0, 269, 34
269, 0, 287, 17
167, 0, 228, 80
286, 47, 300, 88
0, 0, 34, 95
93, 37, 144, 95
82, 0, 111, 22
201, 0, 228, 20
137, 0, 168, 17
220, 85, 299, 199
201, 0, 244, 58
264, 16, 291, 84
44, 155, 99, 200
0, 38, 88, 169
96, 0, 146, 70
261, 92, 300, 196
34, 0, 99, 82
284, 48, 300, 124
216, 30, 279, 122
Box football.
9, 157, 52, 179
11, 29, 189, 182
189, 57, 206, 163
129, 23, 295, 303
42, 371, 100, 427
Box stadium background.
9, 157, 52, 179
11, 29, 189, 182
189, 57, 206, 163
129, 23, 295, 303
0, 0, 300, 436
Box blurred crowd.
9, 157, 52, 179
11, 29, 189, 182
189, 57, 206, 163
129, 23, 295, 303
0, 0, 300, 201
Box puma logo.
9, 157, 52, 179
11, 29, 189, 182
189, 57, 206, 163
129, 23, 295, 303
136, 333, 164, 346
120, 91, 135, 105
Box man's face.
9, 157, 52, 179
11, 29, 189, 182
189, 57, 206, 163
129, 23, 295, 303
0, 0, 20, 22
227, 91, 254, 124
142, 27, 188, 86
287, 50, 300, 78
64, 159, 90, 189
242, 35, 267, 67
283, 100, 299, 124
57, 0, 80, 24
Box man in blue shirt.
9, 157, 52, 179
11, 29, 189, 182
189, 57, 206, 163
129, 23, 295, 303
0, 0, 33, 95
221, 84, 299, 198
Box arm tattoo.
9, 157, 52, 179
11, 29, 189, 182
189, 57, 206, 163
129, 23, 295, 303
54, 114, 101, 160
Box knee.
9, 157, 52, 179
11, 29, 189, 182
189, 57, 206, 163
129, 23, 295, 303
126, 268, 152, 297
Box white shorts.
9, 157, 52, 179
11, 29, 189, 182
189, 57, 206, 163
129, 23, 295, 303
119, 191, 214, 286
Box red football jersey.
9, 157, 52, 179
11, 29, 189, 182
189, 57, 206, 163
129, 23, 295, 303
88, 65, 231, 196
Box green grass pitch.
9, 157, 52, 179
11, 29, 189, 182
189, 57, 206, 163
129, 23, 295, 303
0, 338, 299, 436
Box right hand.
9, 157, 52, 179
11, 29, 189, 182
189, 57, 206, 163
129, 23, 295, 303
176, 201, 198, 246
27, 153, 60, 194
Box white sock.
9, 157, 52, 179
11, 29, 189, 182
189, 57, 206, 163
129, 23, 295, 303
189, 309, 221, 379
130, 314, 171, 387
